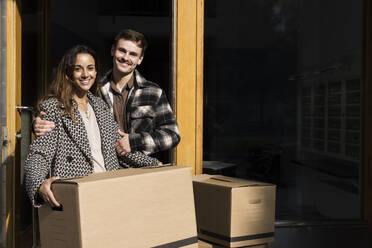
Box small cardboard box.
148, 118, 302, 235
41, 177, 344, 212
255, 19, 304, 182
193, 175, 276, 247
38, 166, 198, 248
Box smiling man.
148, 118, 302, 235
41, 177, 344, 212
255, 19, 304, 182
34, 29, 180, 159
101, 29, 180, 156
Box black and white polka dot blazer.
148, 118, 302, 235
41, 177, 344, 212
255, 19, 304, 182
25, 91, 159, 207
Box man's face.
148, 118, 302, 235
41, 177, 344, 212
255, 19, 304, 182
111, 38, 144, 76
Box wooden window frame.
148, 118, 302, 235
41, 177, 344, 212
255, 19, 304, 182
174, 0, 204, 175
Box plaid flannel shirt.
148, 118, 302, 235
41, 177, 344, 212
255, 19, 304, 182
99, 69, 180, 155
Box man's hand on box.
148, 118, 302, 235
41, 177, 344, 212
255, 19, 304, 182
38, 176, 60, 207
34, 111, 55, 137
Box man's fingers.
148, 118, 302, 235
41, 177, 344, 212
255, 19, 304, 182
39, 120, 55, 128
35, 115, 56, 128
50, 176, 59, 182
118, 129, 125, 137
117, 147, 127, 156
34, 119, 56, 137
115, 133, 131, 155
35, 123, 54, 131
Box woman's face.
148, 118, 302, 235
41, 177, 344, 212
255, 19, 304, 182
71, 53, 97, 95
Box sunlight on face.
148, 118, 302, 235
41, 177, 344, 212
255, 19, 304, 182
72, 53, 97, 96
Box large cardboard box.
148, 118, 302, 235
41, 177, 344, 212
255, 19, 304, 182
193, 175, 276, 247
38, 166, 198, 248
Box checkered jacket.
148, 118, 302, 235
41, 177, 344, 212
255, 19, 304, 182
25, 92, 159, 207
100, 69, 180, 155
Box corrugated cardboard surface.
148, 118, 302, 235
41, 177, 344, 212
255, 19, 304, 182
39, 166, 198, 248
193, 175, 276, 247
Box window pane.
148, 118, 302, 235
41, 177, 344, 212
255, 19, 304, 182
203, 0, 363, 220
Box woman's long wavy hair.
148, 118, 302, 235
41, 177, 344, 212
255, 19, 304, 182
38, 45, 100, 122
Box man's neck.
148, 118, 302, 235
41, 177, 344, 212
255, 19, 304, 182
112, 69, 134, 89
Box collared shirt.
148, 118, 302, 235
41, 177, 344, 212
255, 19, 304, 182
110, 75, 134, 132
100, 69, 181, 155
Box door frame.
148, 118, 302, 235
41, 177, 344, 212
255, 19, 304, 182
174, 0, 204, 175
3, 0, 22, 247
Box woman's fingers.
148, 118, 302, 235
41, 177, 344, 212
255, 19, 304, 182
47, 190, 60, 207
39, 176, 60, 207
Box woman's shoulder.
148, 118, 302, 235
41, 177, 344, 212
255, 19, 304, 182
38, 97, 62, 122
40, 97, 60, 110
89, 93, 108, 108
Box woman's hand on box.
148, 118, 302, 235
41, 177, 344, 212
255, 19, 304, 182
38, 176, 60, 207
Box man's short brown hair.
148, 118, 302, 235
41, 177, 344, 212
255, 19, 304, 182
113, 29, 148, 56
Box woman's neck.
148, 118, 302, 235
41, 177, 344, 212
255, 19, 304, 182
73, 94, 88, 111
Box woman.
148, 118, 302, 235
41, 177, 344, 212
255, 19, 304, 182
25, 45, 160, 208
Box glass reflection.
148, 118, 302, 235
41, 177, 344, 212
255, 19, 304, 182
203, 0, 363, 220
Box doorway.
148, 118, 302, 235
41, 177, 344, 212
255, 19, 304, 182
19, 1, 173, 247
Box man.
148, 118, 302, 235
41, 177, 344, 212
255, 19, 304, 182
34, 29, 180, 157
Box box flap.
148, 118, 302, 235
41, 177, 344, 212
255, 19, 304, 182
192, 174, 214, 182
55, 165, 191, 185
195, 175, 273, 188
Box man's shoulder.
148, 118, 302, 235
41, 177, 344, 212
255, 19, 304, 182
135, 70, 161, 89
140, 80, 161, 89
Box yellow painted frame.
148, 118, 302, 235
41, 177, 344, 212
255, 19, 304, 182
5, 0, 21, 247
174, 0, 204, 175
